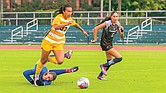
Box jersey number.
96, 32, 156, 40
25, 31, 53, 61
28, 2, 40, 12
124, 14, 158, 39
111, 33, 115, 37
60, 27, 68, 32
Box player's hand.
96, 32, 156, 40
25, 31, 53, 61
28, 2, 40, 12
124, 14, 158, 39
83, 31, 89, 36
119, 26, 124, 32
119, 26, 124, 39
36, 80, 44, 86
31, 80, 34, 84
91, 39, 97, 43
67, 21, 72, 25
68, 21, 72, 24
65, 21, 72, 26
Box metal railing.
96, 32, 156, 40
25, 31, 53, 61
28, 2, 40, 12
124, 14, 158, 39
126, 25, 140, 44
0, 10, 165, 26
26, 18, 38, 35
11, 26, 23, 43
141, 18, 152, 31
126, 18, 153, 44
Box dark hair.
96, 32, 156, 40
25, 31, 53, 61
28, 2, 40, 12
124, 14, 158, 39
110, 11, 118, 16
97, 11, 118, 26
54, 4, 72, 15
50, 72, 57, 81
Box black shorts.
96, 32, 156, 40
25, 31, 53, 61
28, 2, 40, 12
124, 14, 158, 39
100, 42, 113, 51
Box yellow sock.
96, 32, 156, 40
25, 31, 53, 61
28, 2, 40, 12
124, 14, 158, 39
48, 56, 58, 64
35, 61, 44, 76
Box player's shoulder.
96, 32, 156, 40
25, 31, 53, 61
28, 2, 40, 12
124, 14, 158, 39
105, 20, 112, 25
116, 21, 121, 26
54, 14, 62, 18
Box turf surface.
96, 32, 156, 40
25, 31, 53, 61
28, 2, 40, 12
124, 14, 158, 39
0, 50, 165, 93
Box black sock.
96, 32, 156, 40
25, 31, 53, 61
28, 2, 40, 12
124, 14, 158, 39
98, 60, 111, 76
98, 66, 110, 76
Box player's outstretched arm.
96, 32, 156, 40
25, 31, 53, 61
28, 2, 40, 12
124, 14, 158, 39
91, 22, 106, 43
74, 23, 89, 36
23, 69, 35, 84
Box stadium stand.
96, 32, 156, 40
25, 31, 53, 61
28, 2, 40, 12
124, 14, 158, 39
0, 25, 165, 44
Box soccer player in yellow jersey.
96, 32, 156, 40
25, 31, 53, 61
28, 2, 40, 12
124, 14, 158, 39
34, 4, 89, 86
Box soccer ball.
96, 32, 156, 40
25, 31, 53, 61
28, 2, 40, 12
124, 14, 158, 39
77, 77, 90, 89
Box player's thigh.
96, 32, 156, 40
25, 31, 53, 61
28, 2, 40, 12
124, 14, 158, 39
40, 49, 51, 63
52, 50, 64, 63
106, 48, 122, 58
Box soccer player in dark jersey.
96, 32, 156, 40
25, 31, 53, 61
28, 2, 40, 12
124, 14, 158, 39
91, 11, 124, 80
23, 65, 78, 86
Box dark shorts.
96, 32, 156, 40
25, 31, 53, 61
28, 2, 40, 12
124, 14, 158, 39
100, 42, 113, 51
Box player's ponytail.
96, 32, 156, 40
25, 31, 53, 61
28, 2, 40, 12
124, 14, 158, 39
96, 11, 118, 26
58, 7, 63, 14
96, 17, 111, 26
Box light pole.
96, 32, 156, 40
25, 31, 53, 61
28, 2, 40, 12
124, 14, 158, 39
109, 0, 111, 11
0, 0, 3, 25
118, 0, 121, 16
100, 0, 103, 18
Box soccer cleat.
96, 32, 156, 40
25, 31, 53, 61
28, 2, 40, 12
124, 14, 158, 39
72, 66, 79, 72
66, 66, 79, 73
100, 64, 107, 76
34, 76, 39, 86
65, 50, 73, 59
97, 76, 107, 80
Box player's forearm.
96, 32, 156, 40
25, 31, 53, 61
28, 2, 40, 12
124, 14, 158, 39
75, 23, 85, 33
119, 26, 124, 39
23, 70, 35, 84
74, 23, 88, 36
53, 24, 68, 30
120, 33, 124, 39
93, 28, 98, 41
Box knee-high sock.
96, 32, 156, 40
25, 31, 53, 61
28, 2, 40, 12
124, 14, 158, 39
48, 56, 58, 64
98, 60, 111, 76
98, 65, 111, 76
35, 61, 44, 77
98, 58, 122, 76
103, 57, 122, 67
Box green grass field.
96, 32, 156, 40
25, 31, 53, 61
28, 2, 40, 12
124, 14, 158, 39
0, 50, 166, 93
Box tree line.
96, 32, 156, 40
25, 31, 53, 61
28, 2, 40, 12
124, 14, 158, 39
3, 0, 166, 12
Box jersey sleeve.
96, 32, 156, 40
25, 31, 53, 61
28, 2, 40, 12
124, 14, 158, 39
69, 19, 76, 26
23, 69, 35, 84
116, 21, 121, 27
52, 15, 61, 26
105, 20, 112, 29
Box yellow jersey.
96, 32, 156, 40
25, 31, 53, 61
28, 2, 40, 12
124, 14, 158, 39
44, 14, 76, 44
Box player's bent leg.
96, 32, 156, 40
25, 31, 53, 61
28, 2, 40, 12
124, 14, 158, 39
34, 60, 47, 86
48, 56, 58, 64
113, 57, 122, 64
48, 50, 73, 64
34, 49, 50, 86
52, 50, 64, 64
